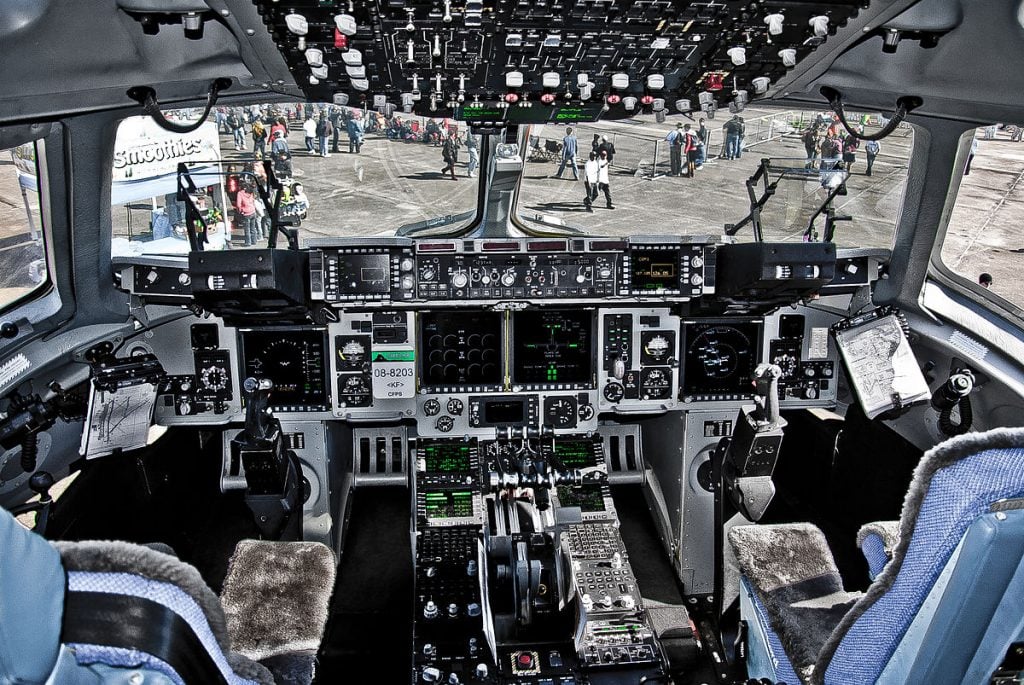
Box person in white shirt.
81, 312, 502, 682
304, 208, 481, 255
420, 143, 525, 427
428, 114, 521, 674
302, 116, 317, 153
583, 151, 599, 212
597, 148, 614, 209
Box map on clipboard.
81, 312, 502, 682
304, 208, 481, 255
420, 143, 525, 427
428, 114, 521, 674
79, 353, 164, 459
833, 309, 930, 419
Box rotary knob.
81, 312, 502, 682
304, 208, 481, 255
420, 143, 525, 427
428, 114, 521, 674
400, 257, 415, 272
501, 272, 516, 287
691, 274, 704, 286
423, 600, 439, 619
691, 255, 704, 268
451, 272, 469, 289
421, 266, 437, 281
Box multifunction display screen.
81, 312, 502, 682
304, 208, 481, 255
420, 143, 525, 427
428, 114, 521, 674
420, 311, 502, 388
631, 252, 681, 291
421, 442, 473, 473
239, 329, 329, 411
512, 310, 594, 386
682, 321, 762, 397
423, 490, 475, 520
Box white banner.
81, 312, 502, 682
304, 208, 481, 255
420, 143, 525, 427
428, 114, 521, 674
112, 116, 220, 182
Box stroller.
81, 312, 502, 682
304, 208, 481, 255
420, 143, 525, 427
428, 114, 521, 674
273, 151, 293, 182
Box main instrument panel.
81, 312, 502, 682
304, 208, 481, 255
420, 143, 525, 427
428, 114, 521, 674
122, 236, 855, 442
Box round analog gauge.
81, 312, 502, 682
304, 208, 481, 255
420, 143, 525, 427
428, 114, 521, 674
772, 352, 799, 378
435, 415, 454, 432
544, 396, 577, 428
689, 326, 752, 380
644, 368, 669, 386
424, 398, 441, 416
446, 398, 464, 416
578, 403, 595, 421
643, 334, 672, 362
342, 375, 369, 394
200, 365, 228, 391
339, 339, 367, 365
603, 382, 625, 403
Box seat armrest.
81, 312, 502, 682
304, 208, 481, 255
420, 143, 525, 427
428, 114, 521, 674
856, 520, 900, 580
728, 523, 840, 596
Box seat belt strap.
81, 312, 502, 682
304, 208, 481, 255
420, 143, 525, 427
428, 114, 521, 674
61, 591, 230, 685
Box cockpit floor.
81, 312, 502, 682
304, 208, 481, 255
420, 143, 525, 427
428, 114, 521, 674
316, 488, 414, 683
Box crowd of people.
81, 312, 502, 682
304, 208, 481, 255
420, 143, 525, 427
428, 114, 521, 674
800, 113, 881, 176
208, 104, 482, 246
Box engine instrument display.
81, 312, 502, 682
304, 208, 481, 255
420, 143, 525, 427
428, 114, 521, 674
682, 321, 761, 399
239, 329, 329, 411
420, 311, 502, 389
512, 310, 595, 388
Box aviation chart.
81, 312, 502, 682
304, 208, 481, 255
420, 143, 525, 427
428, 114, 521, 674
80, 381, 159, 459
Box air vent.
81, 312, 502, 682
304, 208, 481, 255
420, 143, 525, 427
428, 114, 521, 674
352, 427, 408, 486
0, 354, 30, 389
601, 424, 644, 484
948, 330, 988, 361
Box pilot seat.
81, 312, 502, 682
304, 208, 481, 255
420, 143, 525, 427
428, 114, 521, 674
729, 426, 1024, 685
0, 504, 335, 685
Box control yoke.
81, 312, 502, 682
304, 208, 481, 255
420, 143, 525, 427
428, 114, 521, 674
231, 377, 301, 539
721, 364, 787, 522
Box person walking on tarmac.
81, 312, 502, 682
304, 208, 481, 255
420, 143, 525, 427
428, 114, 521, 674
583, 151, 599, 212
682, 124, 699, 177
666, 122, 684, 176
597, 148, 614, 209
440, 131, 461, 180
555, 127, 580, 180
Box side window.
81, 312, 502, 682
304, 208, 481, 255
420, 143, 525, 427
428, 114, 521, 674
0, 143, 47, 309
939, 124, 1023, 302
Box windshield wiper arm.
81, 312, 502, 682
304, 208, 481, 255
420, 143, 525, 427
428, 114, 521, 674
397, 210, 477, 237
525, 214, 587, 236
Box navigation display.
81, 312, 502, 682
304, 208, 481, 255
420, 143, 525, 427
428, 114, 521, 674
682, 321, 761, 397
420, 311, 503, 388
512, 310, 595, 387
239, 329, 329, 411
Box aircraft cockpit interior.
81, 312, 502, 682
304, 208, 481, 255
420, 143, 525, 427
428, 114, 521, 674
2, 1, 1024, 684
